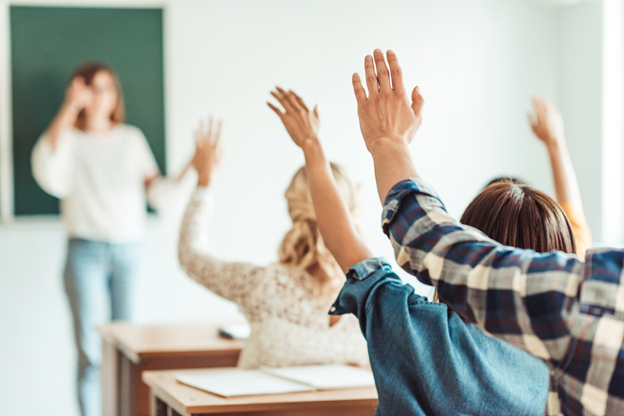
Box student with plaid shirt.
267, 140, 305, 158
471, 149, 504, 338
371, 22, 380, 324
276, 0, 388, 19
349, 48, 624, 416
269, 87, 562, 415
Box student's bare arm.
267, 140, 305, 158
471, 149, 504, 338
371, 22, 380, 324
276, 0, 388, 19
528, 97, 584, 209
351, 49, 425, 203
268, 88, 372, 273
528, 97, 591, 256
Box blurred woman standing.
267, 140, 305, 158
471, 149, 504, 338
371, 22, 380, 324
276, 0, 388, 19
31, 63, 187, 416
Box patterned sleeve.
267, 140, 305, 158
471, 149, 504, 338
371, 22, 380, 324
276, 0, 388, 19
382, 178, 586, 365
178, 188, 265, 306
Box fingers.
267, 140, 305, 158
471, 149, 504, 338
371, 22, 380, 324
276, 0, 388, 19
386, 50, 404, 92
271, 89, 294, 114
373, 49, 391, 92
287, 91, 303, 111
270, 87, 312, 116
313, 104, 319, 119
530, 96, 544, 124
364, 55, 378, 96
207, 116, 214, 141
352, 73, 367, 103
290, 90, 309, 111
195, 116, 223, 148
527, 113, 538, 130
213, 120, 223, 145
533, 96, 547, 117
267, 102, 284, 117
276, 86, 300, 112
194, 126, 203, 150
411, 86, 424, 115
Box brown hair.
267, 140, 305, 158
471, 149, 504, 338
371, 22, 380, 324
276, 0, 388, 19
461, 181, 576, 254
70, 62, 125, 130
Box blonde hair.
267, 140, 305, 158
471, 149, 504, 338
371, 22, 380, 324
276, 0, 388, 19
278, 163, 363, 297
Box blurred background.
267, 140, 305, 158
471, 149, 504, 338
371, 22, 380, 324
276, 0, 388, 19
1, 0, 622, 414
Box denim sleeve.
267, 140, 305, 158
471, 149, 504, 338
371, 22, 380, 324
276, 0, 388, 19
381, 178, 585, 365
329, 256, 549, 416
329, 257, 428, 331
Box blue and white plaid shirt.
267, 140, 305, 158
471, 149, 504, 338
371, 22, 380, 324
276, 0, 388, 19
382, 178, 624, 416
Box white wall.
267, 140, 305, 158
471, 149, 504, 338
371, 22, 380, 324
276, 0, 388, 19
558, 0, 605, 242
0, 0, 567, 414
556, 0, 624, 245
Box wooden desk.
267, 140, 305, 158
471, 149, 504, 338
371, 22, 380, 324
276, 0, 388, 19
99, 322, 245, 416
143, 369, 378, 416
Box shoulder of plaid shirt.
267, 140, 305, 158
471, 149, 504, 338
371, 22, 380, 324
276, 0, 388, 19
383, 177, 624, 416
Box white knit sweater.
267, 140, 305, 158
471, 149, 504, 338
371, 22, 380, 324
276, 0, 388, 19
178, 189, 369, 369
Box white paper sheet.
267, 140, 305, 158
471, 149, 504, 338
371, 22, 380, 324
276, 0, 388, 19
262, 364, 376, 390
176, 369, 314, 397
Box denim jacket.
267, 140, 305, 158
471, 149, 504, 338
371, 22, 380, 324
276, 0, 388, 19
330, 258, 549, 416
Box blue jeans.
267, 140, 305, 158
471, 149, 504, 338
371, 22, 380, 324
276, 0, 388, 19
331, 258, 549, 416
64, 238, 143, 416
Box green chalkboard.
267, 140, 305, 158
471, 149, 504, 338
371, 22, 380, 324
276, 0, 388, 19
10, 6, 165, 216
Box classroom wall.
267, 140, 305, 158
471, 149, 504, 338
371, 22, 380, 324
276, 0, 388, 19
0, 0, 582, 414
558, 0, 604, 243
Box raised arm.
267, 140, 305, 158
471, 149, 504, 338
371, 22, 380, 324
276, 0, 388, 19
46, 76, 91, 151
178, 117, 263, 305
268, 88, 372, 273
528, 96, 592, 257
351, 49, 425, 203
31, 77, 91, 197
352, 50, 585, 365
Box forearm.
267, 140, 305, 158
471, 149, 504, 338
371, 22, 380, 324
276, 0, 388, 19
369, 138, 420, 204
302, 140, 373, 273
547, 141, 592, 256
547, 140, 583, 209
46, 103, 80, 151
176, 160, 194, 183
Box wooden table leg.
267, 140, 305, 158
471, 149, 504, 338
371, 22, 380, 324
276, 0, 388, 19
119, 352, 138, 416
102, 338, 119, 416
150, 390, 187, 416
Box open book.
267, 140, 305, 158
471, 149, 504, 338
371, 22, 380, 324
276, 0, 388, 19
176, 364, 375, 397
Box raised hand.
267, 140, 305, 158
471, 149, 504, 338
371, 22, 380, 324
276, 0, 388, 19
64, 76, 93, 112
192, 116, 223, 187
268, 87, 320, 149
528, 96, 564, 147
352, 49, 424, 152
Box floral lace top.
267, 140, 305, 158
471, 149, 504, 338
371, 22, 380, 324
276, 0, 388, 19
178, 189, 369, 369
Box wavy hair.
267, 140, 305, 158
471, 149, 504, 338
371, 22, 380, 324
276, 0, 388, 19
278, 163, 364, 297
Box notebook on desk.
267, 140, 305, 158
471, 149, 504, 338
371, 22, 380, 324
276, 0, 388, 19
176, 364, 375, 397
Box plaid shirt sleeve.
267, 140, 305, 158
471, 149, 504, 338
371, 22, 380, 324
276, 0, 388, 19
382, 178, 585, 366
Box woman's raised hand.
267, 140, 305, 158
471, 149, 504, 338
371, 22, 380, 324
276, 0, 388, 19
64, 76, 93, 112
268, 87, 320, 149
192, 116, 223, 187
528, 96, 565, 147
352, 49, 424, 153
